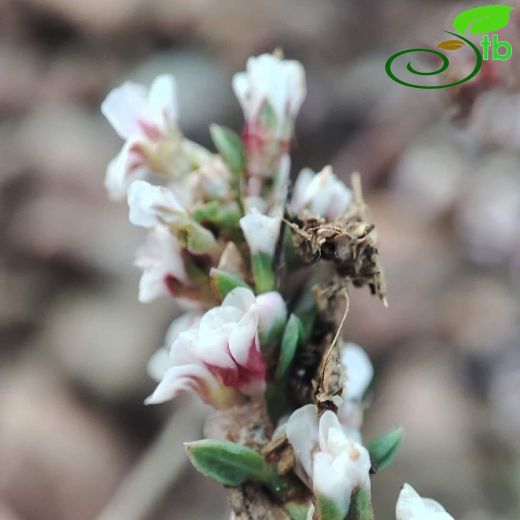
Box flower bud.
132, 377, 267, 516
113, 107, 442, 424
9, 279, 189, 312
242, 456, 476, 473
240, 212, 281, 293
233, 53, 306, 140
396, 484, 454, 520
290, 165, 352, 220
233, 53, 306, 178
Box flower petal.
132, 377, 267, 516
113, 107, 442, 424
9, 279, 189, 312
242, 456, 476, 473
239, 212, 281, 257
101, 81, 147, 139
128, 179, 186, 228
105, 140, 147, 200
135, 225, 188, 303
286, 404, 319, 478
396, 484, 455, 520
147, 74, 178, 133
341, 342, 374, 401
144, 363, 217, 405
221, 287, 257, 311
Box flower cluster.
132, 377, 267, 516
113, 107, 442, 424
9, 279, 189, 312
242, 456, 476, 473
102, 53, 454, 520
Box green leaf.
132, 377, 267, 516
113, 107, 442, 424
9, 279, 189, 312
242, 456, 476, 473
316, 494, 345, 520
192, 201, 242, 229
275, 314, 302, 380
346, 489, 374, 520
210, 268, 251, 301
293, 290, 317, 343
185, 439, 268, 487
252, 252, 276, 294
265, 381, 289, 424
210, 124, 246, 175
367, 427, 403, 471
284, 501, 311, 520
452, 5, 513, 35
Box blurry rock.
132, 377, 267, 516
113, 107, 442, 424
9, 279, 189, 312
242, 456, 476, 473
0, 268, 46, 332
393, 131, 466, 220
0, 44, 42, 113
42, 284, 177, 402
40, 51, 118, 104
21, 0, 144, 34
14, 103, 117, 196
487, 347, 520, 443
154, 466, 228, 520
195, 0, 338, 65
346, 194, 455, 350
10, 191, 143, 277
367, 344, 483, 518
0, 358, 130, 520
441, 277, 519, 355
0, 502, 20, 520
468, 91, 520, 151
455, 152, 520, 265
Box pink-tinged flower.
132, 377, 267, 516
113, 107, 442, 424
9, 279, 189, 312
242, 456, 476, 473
233, 53, 305, 179
396, 484, 454, 520
102, 75, 179, 199
233, 53, 306, 139
290, 166, 352, 220
286, 404, 371, 518
135, 224, 189, 303
338, 342, 374, 430
146, 288, 285, 407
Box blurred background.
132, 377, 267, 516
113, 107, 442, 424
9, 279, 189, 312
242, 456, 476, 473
1, 0, 520, 518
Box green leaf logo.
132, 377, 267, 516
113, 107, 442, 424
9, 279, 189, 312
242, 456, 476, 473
453, 5, 513, 35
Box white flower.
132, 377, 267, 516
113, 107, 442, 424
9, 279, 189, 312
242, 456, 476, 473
135, 224, 189, 303
396, 484, 454, 520
286, 404, 371, 518
101, 75, 181, 199
102, 74, 177, 141
146, 288, 286, 406
233, 53, 306, 138
338, 342, 374, 430
291, 166, 352, 219
239, 212, 281, 257
147, 311, 203, 381
127, 180, 186, 228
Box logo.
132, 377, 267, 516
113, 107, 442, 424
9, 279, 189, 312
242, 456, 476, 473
386, 5, 513, 89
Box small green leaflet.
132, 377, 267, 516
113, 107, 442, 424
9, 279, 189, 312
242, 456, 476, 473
209, 268, 251, 301
275, 314, 303, 380
185, 439, 268, 487
367, 427, 403, 471
210, 124, 246, 175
